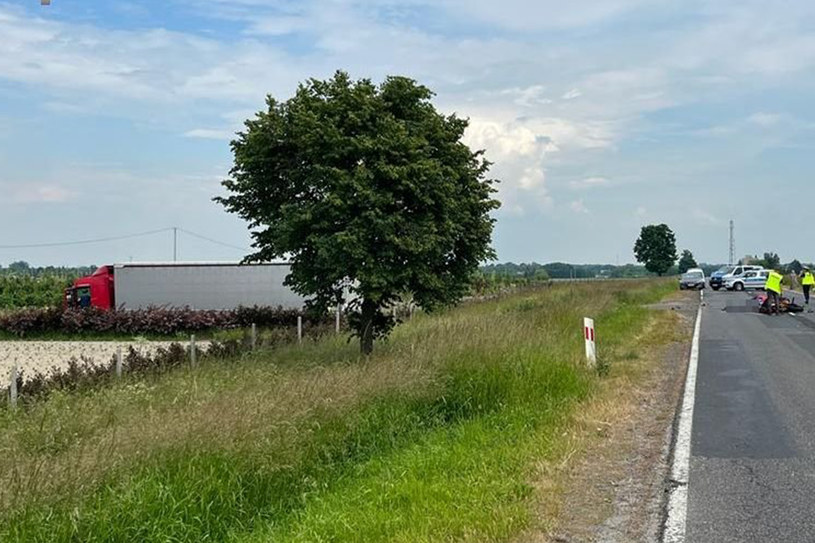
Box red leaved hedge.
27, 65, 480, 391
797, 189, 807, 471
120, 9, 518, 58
0, 305, 330, 337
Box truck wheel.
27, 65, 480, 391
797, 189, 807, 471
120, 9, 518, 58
734, 282, 744, 292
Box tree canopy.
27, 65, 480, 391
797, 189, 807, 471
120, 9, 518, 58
217, 71, 500, 353
633, 224, 677, 276
677, 249, 698, 274
763, 252, 781, 270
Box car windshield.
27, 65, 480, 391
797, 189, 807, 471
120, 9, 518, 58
683, 272, 703, 280
717, 266, 731, 273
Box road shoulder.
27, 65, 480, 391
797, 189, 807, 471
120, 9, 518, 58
518, 290, 698, 542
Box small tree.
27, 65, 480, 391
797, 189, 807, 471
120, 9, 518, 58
763, 252, 781, 270
677, 250, 698, 274
786, 259, 803, 275
633, 224, 677, 276
217, 71, 500, 354
8, 261, 31, 274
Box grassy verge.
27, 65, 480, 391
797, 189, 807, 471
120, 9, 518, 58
0, 280, 676, 542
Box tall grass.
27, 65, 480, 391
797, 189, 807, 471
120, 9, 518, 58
0, 280, 676, 542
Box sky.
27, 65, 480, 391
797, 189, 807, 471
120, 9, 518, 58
1, 0, 814, 267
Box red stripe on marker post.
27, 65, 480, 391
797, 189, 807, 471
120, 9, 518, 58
583, 317, 596, 366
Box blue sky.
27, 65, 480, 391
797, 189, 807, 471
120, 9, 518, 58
2, 0, 815, 267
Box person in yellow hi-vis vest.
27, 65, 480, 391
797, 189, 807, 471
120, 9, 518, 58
764, 269, 784, 315
800, 267, 815, 305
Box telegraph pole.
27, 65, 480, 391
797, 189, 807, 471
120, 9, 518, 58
729, 220, 735, 266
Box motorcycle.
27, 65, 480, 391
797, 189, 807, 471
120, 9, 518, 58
754, 293, 806, 314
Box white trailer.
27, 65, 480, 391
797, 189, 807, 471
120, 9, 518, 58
113, 262, 305, 310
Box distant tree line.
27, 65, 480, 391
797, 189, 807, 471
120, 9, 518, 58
0, 261, 96, 278
738, 253, 812, 275
479, 262, 655, 281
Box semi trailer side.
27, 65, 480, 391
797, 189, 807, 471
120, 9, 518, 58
65, 262, 305, 311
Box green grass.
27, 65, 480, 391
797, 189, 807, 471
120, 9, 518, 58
0, 279, 676, 542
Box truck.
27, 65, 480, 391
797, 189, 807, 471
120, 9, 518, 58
64, 262, 306, 311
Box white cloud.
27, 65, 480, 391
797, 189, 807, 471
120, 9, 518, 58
0, 8, 217, 102
464, 117, 559, 159
692, 208, 721, 225
464, 117, 554, 213
245, 15, 310, 36
443, 0, 663, 30
464, 114, 614, 214
501, 85, 552, 107
570, 199, 589, 214
183, 128, 234, 140
562, 88, 582, 100
747, 112, 783, 127
10, 185, 76, 204
569, 176, 610, 190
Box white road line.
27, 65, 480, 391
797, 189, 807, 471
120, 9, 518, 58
663, 290, 703, 543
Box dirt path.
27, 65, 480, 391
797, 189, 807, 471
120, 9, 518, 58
521, 290, 698, 543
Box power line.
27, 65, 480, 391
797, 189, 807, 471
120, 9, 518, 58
0, 227, 174, 249
0, 226, 250, 255
179, 228, 250, 252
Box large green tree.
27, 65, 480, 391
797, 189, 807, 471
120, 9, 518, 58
677, 249, 698, 274
633, 224, 677, 276
217, 71, 500, 354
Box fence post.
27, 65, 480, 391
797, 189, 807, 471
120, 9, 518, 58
190, 334, 197, 368
9, 364, 18, 410
297, 316, 303, 344
583, 317, 597, 367
335, 305, 341, 333
251, 323, 257, 351
116, 346, 123, 378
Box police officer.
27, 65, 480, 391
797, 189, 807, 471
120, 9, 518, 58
800, 267, 815, 305
764, 269, 784, 316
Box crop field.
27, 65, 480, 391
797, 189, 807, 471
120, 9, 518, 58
0, 274, 75, 310
0, 340, 209, 384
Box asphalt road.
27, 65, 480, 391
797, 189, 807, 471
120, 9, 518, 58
686, 287, 815, 542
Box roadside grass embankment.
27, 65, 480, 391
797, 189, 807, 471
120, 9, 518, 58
0, 279, 677, 542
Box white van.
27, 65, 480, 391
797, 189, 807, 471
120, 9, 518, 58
720, 265, 764, 291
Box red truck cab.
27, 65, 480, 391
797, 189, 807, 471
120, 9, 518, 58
64, 265, 115, 310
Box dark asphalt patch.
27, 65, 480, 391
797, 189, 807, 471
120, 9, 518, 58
790, 315, 815, 333
788, 334, 815, 355
723, 306, 753, 313
692, 339, 796, 459
759, 316, 801, 330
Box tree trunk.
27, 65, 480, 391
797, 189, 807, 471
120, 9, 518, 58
360, 297, 376, 355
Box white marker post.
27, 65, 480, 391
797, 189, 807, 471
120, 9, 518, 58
190, 335, 197, 368
297, 316, 303, 344
9, 364, 18, 410
251, 323, 257, 351
583, 317, 597, 367
335, 305, 341, 334
116, 346, 123, 378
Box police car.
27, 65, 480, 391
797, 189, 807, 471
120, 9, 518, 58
726, 269, 769, 291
